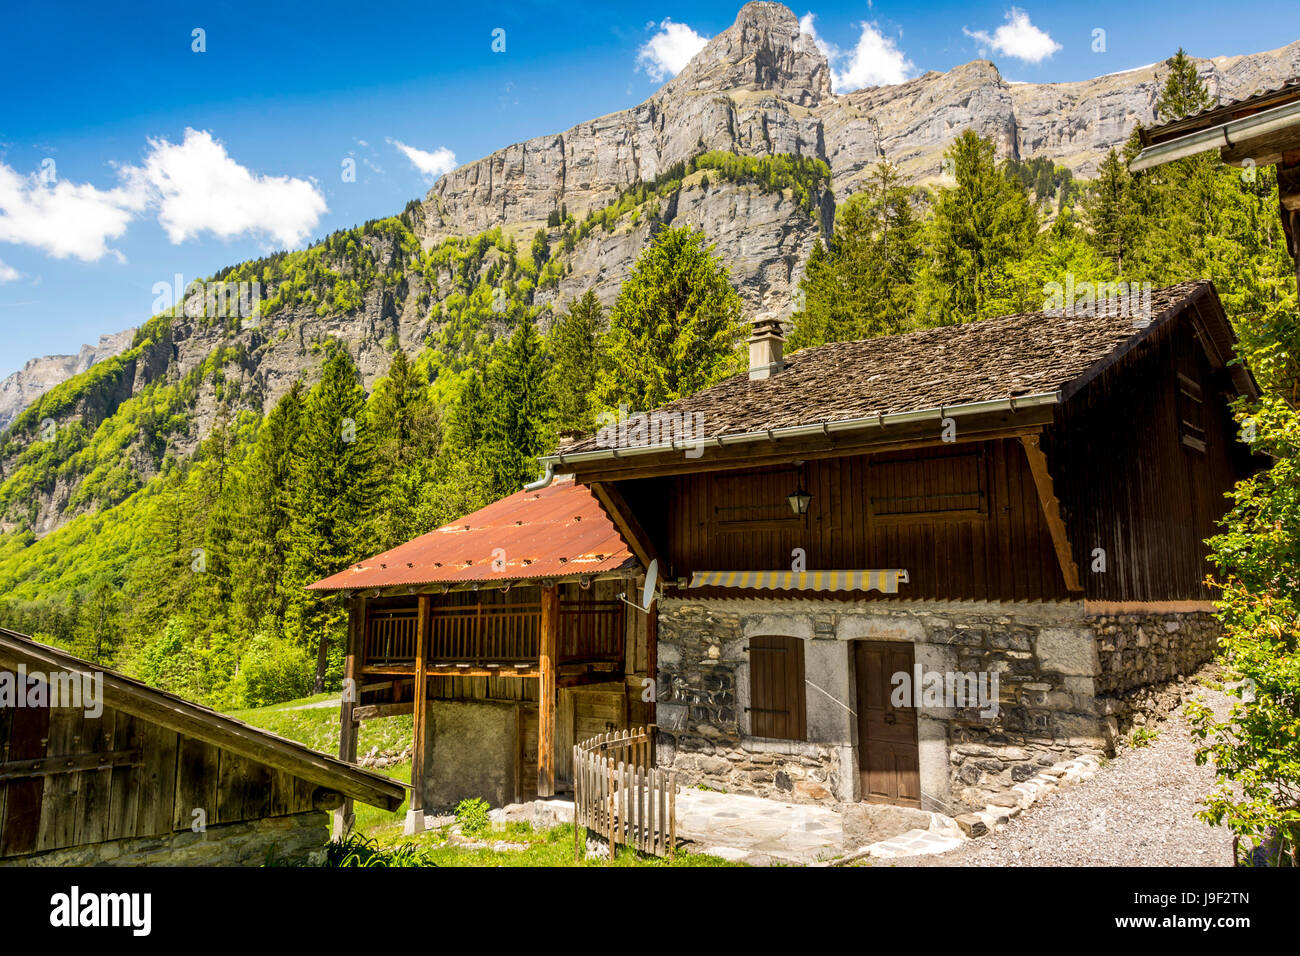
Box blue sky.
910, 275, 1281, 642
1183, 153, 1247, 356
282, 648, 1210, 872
1, 0, 1297, 378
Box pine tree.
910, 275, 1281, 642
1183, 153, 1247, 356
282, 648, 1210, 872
790, 162, 922, 349
548, 291, 604, 432
595, 225, 744, 411
282, 346, 375, 683
918, 131, 1039, 323
232, 381, 305, 628
482, 317, 554, 494
1083, 150, 1140, 273
1155, 49, 1214, 123
367, 350, 442, 550
530, 228, 550, 270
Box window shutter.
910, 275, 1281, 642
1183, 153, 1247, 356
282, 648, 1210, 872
747, 634, 807, 741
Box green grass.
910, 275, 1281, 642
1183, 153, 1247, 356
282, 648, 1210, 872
228, 692, 413, 831
235, 694, 742, 866
228, 693, 413, 756
319, 825, 741, 867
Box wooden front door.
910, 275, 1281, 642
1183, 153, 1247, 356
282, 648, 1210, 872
855, 641, 921, 808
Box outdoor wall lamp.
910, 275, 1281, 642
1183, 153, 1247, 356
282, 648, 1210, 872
787, 487, 813, 515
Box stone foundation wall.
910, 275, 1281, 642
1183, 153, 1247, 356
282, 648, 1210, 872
1095, 611, 1219, 697
2, 811, 329, 867
655, 598, 1220, 812
1093, 611, 1220, 740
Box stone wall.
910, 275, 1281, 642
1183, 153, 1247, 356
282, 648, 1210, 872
655, 598, 1220, 812
1093, 610, 1220, 738
2, 811, 328, 867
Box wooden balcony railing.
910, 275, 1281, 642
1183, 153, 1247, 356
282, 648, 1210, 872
428, 604, 541, 664
361, 599, 625, 670
364, 608, 419, 664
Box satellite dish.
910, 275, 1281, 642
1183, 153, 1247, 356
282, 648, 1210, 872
641, 559, 659, 611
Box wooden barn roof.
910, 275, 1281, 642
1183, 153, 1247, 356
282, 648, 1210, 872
0, 628, 406, 810
553, 280, 1253, 460
308, 474, 637, 592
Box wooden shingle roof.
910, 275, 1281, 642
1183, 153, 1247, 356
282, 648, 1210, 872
557, 280, 1252, 457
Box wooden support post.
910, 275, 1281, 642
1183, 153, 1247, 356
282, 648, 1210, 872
537, 583, 559, 798
333, 595, 364, 840
407, 594, 431, 832
1019, 434, 1083, 593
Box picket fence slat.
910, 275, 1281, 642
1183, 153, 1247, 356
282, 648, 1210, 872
571, 723, 675, 860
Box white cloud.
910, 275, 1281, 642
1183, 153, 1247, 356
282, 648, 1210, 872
129, 129, 327, 247
800, 13, 915, 92
0, 130, 325, 261
637, 18, 709, 82
387, 138, 457, 182
963, 8, 1061, 64
0, 162, 146, 261
0, 258, 19, 282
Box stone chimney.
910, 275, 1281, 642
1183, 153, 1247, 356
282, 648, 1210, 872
748, 315, 786, 380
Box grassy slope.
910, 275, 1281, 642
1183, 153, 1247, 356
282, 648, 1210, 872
233, 694, 738, 866
230, 693, 412, 831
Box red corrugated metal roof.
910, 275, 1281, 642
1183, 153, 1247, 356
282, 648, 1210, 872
308, 475, 637, 591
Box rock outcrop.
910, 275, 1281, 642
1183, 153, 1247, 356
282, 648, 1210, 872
0, 329, 135, 431
422, 1, 1300, 238
4, 0, 1298, 537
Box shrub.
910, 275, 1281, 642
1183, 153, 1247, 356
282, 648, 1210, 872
230, 631, 314, 708
454, 797, 490, 836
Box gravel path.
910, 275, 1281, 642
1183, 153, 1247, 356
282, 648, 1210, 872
897, 679, 1236, 866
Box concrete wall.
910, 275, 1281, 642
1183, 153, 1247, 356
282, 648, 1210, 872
421, 699, 520, 810
1, 811, 328, 867
656, 598, 1219, 813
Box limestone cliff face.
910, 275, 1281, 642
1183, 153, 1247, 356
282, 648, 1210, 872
423, 1, 1300, 235
4, 0, 1298, 537
420, 2, 830, 240
0, 329, 135, 432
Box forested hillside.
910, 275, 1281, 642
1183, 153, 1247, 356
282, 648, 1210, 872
0, 51, 1294, 716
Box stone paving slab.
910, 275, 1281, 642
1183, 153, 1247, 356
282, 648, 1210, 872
675, 789, 848, 864
864, 828, 965, 859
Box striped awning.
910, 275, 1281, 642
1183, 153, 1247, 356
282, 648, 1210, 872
687, 569, 910, 594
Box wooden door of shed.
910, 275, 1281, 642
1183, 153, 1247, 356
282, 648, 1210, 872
517, 685, 628, 798
855, 641, 921, 808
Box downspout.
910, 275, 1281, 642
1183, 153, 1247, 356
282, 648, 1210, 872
524, 461, 556, 491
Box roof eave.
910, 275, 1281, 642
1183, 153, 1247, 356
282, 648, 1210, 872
0, 628, 407, 811
542, 392, 1063, 469
310, 564, 641, 596
1132, 97, 1300, 171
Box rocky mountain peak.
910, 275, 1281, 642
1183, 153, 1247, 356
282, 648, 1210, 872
661, 1, 831, 106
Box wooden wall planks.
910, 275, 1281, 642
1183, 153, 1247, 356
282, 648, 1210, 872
0, 696, 326, 861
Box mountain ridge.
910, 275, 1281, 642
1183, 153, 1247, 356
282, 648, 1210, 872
2, 0, 1297, 540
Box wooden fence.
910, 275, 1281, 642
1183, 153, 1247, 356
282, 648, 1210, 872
573, 725, 676, 860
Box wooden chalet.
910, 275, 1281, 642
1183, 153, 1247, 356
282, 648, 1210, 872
535, 280, 1258, 812
308, 475, 647, 832
0, 627, 404, 866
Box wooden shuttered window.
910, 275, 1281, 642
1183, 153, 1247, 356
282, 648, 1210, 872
747, 634, 807, 741
867, 449, 988, 520
1177, 370, 1207, 453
